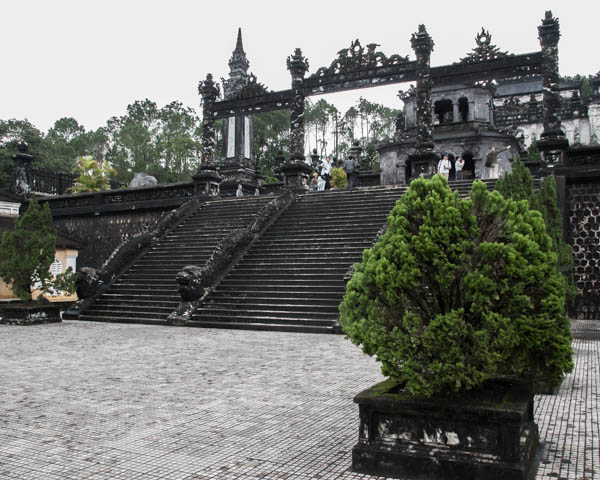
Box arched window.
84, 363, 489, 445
50, 258, 62, 276
434, 99, 453, 124
458, 97, 469, 121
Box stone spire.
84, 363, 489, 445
223, 28, 249, 99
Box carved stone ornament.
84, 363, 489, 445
231, 73, 270, 99
460, 28, 510, 63
310, 39, 409, 78
397, 85, 416, 102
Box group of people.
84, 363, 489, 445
437, 145, 511, 180
310, 156, 333, 191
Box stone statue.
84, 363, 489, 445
128, 172, 158, 188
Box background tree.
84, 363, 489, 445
252, 110, 290, 180
69, 155, 116, 193
0, 196, 55, 301
496, 157, 577, 307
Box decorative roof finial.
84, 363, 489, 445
235, 27, 244, 53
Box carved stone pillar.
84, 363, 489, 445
287, 48, 309, 162
194, 73, 222, 196
12, 142, 33, 197
408, 25, 439, 179
537, 11, 569, 164
453, 102, 460, 123
350, 140, 364, 170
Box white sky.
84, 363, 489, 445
1, 0, 597, 134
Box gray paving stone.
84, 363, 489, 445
0, 319, 598, 480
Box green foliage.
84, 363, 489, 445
331, 167, 347, 187
49, 267, 77, 296
526, 139, 541, 163
0, 196, 56, 301
580, 77, 593, 102
253, 110, 290, 178
69, 156, 117, 193
496, 158, 576, 308
340, 176, 573, 397
531, 176, 578, 305
495, 156, 534, 202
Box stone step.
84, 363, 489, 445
203, 301, 339, 313
78, 314, 168, 326
184, 319, 335, 334
197, 305, 337, 319
85, 307, 174, 318
99, 293, 180, 302
207, 292, 341, 303
190, 312, 335, 327
216, 279, 345, 289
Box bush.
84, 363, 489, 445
331, 167, 347, 188
340, 175, 573, 397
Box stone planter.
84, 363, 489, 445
352, 377, 539, 480
1, 303, 62, 325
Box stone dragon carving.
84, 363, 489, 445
310, 39, 409, 78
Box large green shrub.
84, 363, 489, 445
340, 175, 573, 397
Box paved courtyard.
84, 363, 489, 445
0, 319, 598, 480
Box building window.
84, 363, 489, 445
458, 97, 469, 121
434, 99, 453, 124
50, 258, 62, 276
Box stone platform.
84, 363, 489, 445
0, 320, 597, 480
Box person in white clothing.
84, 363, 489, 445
437, 155, 451, 180
455, 156, 465, 180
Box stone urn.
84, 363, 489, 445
352, 377, 539, 480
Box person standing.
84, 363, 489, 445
437, 155, 451, 180
485, 145, 511, 179
455, 156, 465, 180
320, 156, 332, 190
344, 155, 356, 190
310, 173, 319, 191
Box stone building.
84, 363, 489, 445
379, 31, 600, 185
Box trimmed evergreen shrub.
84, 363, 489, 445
340, 175, 573, 397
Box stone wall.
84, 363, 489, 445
34, 181, 205, 270
52, 209, 170, 270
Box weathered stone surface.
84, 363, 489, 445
352, 378, 539, 480
0, 303, 62, 325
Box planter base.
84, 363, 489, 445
1, 304, 62, 325
352, 378, 539, 480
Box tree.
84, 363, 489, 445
340, 176, 573, 397
0, 196, 56, 301
252, 110, 290, 179
0, 119, 48, 190
69, 155, 116, 193
496, 157, 577, 307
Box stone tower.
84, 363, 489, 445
220, 28, 257, 195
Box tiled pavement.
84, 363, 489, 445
0, 320, 598, 480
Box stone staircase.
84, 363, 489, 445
78, 196, 273, 325
187, 186, 411, 333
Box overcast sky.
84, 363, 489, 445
2, 0, 598, 134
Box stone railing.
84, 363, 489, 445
168, 190, 295, 325
39, 181, 198, 217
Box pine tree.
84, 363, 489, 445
0, 196, 56, 301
